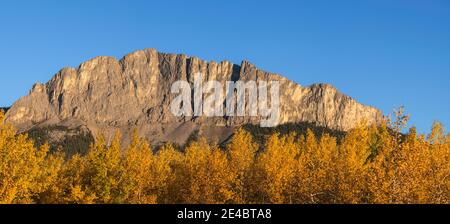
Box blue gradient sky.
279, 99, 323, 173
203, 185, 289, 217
0, 0, 449, 133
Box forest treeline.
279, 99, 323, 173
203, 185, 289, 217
0, 109, 449, 204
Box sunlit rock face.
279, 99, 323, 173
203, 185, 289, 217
5, 48, 382, 145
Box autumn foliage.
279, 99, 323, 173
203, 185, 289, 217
0, 110, 449, 204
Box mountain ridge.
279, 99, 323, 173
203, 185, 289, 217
5, 48, 383, 146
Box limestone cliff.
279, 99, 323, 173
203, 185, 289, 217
5, 48, 382, 145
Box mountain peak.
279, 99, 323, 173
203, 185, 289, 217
5, 48, 382, 145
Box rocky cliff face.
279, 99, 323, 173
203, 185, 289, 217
5, 48, 382, 145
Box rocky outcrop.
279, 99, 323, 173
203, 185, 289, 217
5, 48, 382, 145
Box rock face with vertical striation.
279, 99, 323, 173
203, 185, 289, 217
5, 48, 382, 145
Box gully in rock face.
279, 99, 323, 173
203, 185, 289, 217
170, 73, 281, 127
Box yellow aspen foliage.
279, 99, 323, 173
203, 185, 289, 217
34, 148, 65, 204
66, 185, 97, 204
257, 133, 299, 204
294, 129, 317, 203
335, 124, 372, 203
57, 154, 96, 204
1, 110, 450, 204
226, 128, 259, 203
397, 127, 431, 203
0, 111, 56, 204
365, 122, 398, 203
446, 134, 450, 146
154, 143, 183, 204
295, 130, 338, 204
83, 132, 122, 203
424, 122, 450, 204
119, 131, 155, 204
176, 139, 234, 204
429, 121, 447, 144
314, 134, 339, 203
367, 108, 412, 204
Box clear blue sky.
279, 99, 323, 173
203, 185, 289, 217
1, 0, 449, 133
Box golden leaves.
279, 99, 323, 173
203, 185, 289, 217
0, 110, 449, 204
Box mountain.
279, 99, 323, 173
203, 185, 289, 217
4, 48, 382, 148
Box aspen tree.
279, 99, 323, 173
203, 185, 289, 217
34, 148, 65, 204
295, 131, 339, 204
368, 108, 409, 203
155, 143, 183, 204
120, 132, 156, 204
83, 132, 122, 203
257, 133, 299, 204
58, 154, 96, 204
178, 139, 234, 204
336, 124, 372, 203
0, 111, 54, 203
295, 129, 318, 203
425, 122, 450, 203
227, 128, 258, 203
